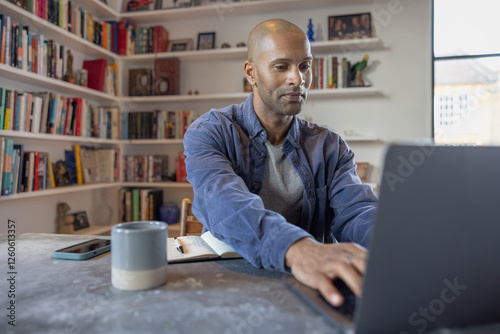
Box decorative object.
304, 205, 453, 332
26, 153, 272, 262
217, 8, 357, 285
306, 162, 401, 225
197, 32, 216, 50
56, 202, 74, 234
350, 54, 369, 87
63, 50, 75, 83
307, 18, 314, 42
236, 42, 246, 47
77, 69, 88, 87
221, 43, 231, 48
159, 202, 180, 224
124, 0, 154, 11
356, 162, 370, 183
72, 211, 90, 230
154, 58, 180, 95
243, 77, 252, 92
129, 68, 153, 96
328, 13, 371, 40
167, 38, 193, 51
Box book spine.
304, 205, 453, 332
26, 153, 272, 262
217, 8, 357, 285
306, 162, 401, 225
73, 144, 83, 184
1, 139, 14, 196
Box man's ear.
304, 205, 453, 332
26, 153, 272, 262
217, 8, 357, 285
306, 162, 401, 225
244, 61, 257, 86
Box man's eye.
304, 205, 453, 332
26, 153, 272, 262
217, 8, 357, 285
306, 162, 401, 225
300, 64, 311, 70
274, 65, 288, 70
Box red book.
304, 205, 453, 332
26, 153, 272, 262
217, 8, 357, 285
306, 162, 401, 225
118, 19, 129, 55
153, 25, 169, 53
32, 151, 40, 191
72, 98, 83, 136
82, 59, 107, 91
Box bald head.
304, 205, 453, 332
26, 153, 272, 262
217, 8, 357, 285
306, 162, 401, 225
247, 19, 308, 62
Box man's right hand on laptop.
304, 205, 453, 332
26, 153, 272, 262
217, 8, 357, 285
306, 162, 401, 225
285, 237, 367, 307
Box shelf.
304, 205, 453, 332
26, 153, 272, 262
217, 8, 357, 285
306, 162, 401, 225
71, 225, 113, 236
345, 137, 381, 143
308, 87, 380, 98
122, 139, 184, 145
121, 87, 379, 104
0, 0, 118, 60
0, 183, 120, 202
121, 92, 251, 104
0, 130, 121, 144
121, 47, 248, 62
84, 0, 120, 19
120, 182, 192, 188
120, 39, 381, 63
0, 64, 120, 103
120, 0, 375, 23
310, 38, 382, 53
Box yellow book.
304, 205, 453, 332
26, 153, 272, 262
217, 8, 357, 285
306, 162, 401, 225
45, 152, 55, 189
73, 144, 84, 184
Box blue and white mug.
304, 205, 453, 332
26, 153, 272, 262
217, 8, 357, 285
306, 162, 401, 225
111, 221, 168, 291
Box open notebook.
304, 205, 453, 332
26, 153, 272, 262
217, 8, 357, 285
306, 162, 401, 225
167, 231, 241, 263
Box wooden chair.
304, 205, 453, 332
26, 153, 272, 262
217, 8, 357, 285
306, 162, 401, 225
179, 198, 204, 236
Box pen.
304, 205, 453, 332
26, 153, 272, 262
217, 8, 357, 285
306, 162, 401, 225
174, 237, 184, 254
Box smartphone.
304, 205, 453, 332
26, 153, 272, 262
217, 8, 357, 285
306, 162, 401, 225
53, 239, 111, 260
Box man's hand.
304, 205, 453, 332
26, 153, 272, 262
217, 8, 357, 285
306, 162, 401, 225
285, 237, 368, 307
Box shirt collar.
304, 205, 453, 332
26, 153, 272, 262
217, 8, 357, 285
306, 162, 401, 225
242, 93, 301, 148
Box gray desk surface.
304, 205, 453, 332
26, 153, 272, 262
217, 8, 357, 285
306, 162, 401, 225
1, 233, 499, 334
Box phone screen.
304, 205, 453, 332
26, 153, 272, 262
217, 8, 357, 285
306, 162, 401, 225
57, 239, 111, 254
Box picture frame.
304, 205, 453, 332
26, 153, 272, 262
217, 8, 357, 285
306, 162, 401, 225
328, 13, 372, 40
167, 39, 194, 52
124, 0, 155, 12
197, 32, 216, 50
72, 211, 90, 231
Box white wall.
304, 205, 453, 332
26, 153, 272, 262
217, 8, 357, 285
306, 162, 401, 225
133, 0, 433, 182
0, 0, 432, 233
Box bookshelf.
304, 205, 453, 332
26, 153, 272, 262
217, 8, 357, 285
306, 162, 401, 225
0, 0, 388, 233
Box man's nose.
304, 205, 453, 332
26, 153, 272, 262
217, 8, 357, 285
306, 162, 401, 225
287, 67, 305, 86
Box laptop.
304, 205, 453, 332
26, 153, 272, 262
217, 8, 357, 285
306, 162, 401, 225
284, 144, 500, 334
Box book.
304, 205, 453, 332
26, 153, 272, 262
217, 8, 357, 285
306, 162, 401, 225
82, 59, 107, 91
1, 139, 14, 196
167, 231, 241, 263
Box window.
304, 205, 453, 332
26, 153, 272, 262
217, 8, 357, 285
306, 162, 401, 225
433, 0, 500, 145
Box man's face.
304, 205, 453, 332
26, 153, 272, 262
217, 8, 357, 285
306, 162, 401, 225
253, 32, 312, 117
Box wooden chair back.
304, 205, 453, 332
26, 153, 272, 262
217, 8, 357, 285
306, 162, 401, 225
180, 198, 203, 236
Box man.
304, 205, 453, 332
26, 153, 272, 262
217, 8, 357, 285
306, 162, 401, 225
183, 19, 377, 307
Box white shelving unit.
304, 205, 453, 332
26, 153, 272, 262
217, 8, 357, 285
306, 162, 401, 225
0, 0, 385, 233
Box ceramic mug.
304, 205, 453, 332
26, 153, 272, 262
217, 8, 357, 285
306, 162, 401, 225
111, 221, 168, 291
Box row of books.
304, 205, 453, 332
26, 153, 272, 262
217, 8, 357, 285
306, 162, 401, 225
121, 151, 187, 183
121, 109, 194, 140
118, 20, 169, 55
122, 154, 170, 183
0, 87, 121, 139
0, 138, 55, 195
0, 140, 120, 197
310, 56, 363, 90
1, 14, 63, 78
118, 188, 164, 223
7, 0, 120, 53
0, 14, 119, 97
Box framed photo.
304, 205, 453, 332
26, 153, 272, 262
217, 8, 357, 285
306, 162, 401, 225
197, 32, 216, 50
328, 13, 371, 40
167, 39, 193, 52
124, 0, 154, 12
72, 211, 90, 231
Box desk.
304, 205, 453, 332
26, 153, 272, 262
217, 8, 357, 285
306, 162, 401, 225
1, 234, 499, 334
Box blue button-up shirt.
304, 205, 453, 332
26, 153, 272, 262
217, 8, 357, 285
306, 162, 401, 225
184, 93, 377, 272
